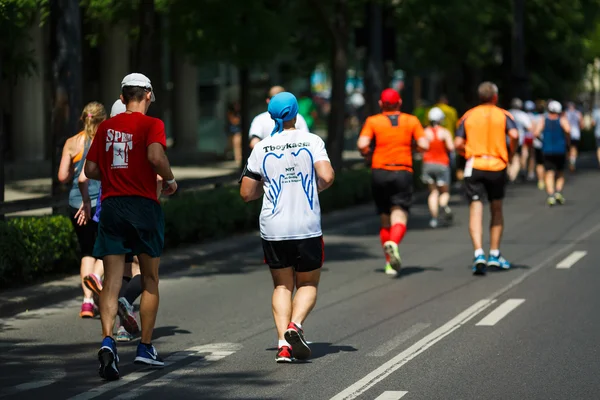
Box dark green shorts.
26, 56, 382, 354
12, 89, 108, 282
93, 196, 165, 259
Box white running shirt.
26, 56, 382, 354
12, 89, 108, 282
249, 111, 309, 141
246, 129, 330, 241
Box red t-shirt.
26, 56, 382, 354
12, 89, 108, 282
87, 112, 166, 203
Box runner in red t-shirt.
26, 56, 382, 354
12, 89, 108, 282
84, 73, 177, 381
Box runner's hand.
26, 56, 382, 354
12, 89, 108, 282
75, 200, 92, 226
162, 179, 178, 196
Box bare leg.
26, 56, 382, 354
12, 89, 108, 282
469, 201, 484, 251
489, 200, 504, 251
137, 253, 160, 344
291, 269, 321, 326
270, 267, 294, 340
390, 206, 408, 226
233, 133, 242, 164
555, 171, 565, 193
99, 255, 126, 338
438, 185, 450, 208
427, 185, 439, 219
545, 170, 555, 195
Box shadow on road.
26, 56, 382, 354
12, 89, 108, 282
152, 326, 192, 340
373, 266, 443, 278
265, 342, 358, 361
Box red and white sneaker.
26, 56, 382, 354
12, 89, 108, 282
275, 346, 293, 363
284, 322, 311, 360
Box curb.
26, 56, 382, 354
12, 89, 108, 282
0, 190, 430, 319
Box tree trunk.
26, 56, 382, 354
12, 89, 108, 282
239, 67, 251, 172
511, 0, 529, 100
326, 0, 349, 172
50, 0, 82, 208
0, 50, 4, 219
363, 0, 384, 117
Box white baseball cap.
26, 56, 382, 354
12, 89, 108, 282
548, 100, 562, 114
428, 107, 445, 122
110, 99, 127, 117
524, 100, 535, 111
121, 73, 155, 102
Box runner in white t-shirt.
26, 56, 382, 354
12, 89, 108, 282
240, 92, 334, 364
249, 86, 309, 149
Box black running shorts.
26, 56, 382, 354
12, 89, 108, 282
534, 148, 544, 165
262, 236, 324, 272
371, 169, 413, 214
464, 168, 507, 203
543, 154, 566, 172
70, 206, 98, 257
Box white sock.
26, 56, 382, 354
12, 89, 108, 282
278, 339, 290, 348
474, 248, 485, 258
490, 249, 500, 257
83, 297, 94, 304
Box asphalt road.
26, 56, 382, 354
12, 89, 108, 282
1, 165, 600, 400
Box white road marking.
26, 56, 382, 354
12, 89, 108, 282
331, 219, 600, 400
330, 299, 495, 400
0, 368, 66, 398
67, 343, 241, 400
475, 299, 526, 326
374, 391, 408, 400
556, 250, 587, 269
368, 323, 431, 357
113, 345, 242, 400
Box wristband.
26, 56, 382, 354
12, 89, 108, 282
166, 178, 176, 185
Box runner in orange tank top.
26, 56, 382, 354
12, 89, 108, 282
455, 82, 519, 276
422, 107, 454, 228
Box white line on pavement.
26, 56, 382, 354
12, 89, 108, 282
329, 299, 496, 400
113, 344, 242, 400
331, 216, 600, 400
67, 343, 241, 400
556, 250, 587, 269
368, 323, 431, 357
374, 391, 408, 400
475, 299, 526, 326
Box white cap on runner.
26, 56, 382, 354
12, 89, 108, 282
548, 100, 562, 114
428, 107, 445, 122
121, 73, 156, 102
110, 99, 126, 117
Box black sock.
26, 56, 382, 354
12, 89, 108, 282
124, 274, 142, 305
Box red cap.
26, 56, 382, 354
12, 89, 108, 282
380, 88, 400, 104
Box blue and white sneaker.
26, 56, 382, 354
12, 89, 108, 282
98, 336, 120, 381
487, 254, 511, 270
472, 254, 487, 276
134, 343, 165, 367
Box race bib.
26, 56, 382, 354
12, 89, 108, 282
464, 157, 474, 178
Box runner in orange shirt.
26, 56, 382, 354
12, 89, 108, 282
422, 107, 454, 228
455, 82, 518, 276
358, 89, 429, 276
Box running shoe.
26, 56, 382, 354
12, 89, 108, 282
98, 336, 120, 381
487, 254, 511, 270
116, 326, 134, 342
442, 206, 453, 221
384, 263, 398, 276
275, 346, 293, 363
80, 302, 94, 318
84, 274, 103, 296
429, 218, 438, 229
547, 196, 556, 207
472, 254, 487, 276
537, 181, 545, 191
118, 297, 140, 334
554, 192, 565, 205
284, 322, 311, 361
134, 343, 164, 367
383, 241, 402, 272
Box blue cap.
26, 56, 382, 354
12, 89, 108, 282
268, 92, 299, 135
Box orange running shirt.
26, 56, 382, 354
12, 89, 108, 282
359, 112, 425, 172
456, 105, 517, 171
422, 126, 450, 166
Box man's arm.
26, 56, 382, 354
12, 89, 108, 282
560, 116, 572, 146
454, 118, 467, 155
443, 129, 455, 152
413, 120, 429, 152
533, 118, 545, 137
315, 160, 335, 192
357, 118, 373, 156
84, 160, 101, 181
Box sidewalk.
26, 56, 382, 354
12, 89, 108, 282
3, 150, 364, 216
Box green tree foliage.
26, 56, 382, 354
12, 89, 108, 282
0, 0, 48, 80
